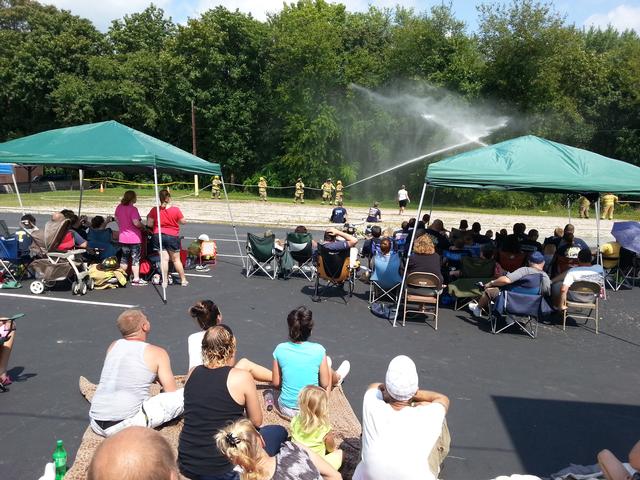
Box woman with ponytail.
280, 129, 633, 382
179, 326, 287, 480
146, 189, 188, 287
186, 300, 272, 382
216, 418, 341, 480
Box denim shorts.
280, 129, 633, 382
152, 234, 181, 253
120, 244, 141, 266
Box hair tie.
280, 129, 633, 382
225, 432, 240, 447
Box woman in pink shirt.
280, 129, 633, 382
114, 190, 147, 286
147, 189, 188, 287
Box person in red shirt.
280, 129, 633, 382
147, 190, 188, 287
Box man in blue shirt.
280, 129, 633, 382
330, 201, 348, 224
322, 227, 358, 251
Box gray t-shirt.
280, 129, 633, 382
506, 267, 551, 295
272, 442, 322, 480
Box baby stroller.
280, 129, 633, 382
27, 218, 93, 295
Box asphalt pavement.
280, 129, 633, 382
0, 213, 639, 480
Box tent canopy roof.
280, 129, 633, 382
426, 135, 640, 195
0, 121, 221, 175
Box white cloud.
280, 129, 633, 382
44, 0, 172, 31
584, 4, 640, 32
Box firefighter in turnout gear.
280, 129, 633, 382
335, 180, 344, 204
211, 175, 222, 199
258, 177, 268, 201
294, 178, 305, 203
321, 178, 335, 205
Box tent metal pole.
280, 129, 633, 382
11, 171, 24, 216
78, 169, 84, 217
220, 175, 245, 270
428, 188, 436, 220
595, 198, 602, 264
392, 182, 428, 327
567, 196, 571, 223
153, 167, 167, 303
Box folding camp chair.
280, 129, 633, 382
615, 247, 639, 290
312, 244, 356, 302
601, 242, 621, 291
490, 274, 550, 339
442, 249, 471, 271
0, 236, 20, 284
246, 233, 278, 279
285, 232, 315, 280
448, 256, 496, 310
401, 272, 443, 330
562, 281, 601, 334
369, 252, 402, 304
497, 251, 527, 273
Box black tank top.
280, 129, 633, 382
178, 366, 245, 477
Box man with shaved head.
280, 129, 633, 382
89, 310, 183, 437
88, 426, 178, 480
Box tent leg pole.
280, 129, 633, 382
595, 199, 601, 263
221, 176, 245, 270
567, 197, 571, 223
78, 169, 84, 217
428, 188, 436, 221
153, 168, 167, 304
392, 182, 428, 328
11, 173, 24, 216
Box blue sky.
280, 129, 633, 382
44, 1, 640, 32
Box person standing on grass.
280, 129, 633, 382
397, 185, 410, 215
147, 189, 188, 288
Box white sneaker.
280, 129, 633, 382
335, 360, 351, 386
468, 301, 483, 318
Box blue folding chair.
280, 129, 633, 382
490, 274, 551, 338
369, 252, 402, 304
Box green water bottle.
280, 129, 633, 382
52, 439, 67, 479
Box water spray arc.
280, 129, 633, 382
344, 138, 487, 189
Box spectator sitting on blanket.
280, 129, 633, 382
187, 300, 272, 381
217, 418, 342, 480
598, 439, 640, 480
550, 248, 604, 310
272, 306, 351, 418
89, 310, 184, 437
179, 325, 288, 480
468, 251, 551, 318
88, 426, 179, 480
353, 355, 450, 480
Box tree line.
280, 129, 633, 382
1, 0, 639, 205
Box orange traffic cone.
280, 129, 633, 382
100, 183, 104, 193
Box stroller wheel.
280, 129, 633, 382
80, 281, 88, 295
29, 280, 45, 295
87, 278, 95, 291
71, 281, 80, 295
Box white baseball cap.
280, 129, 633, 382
198, 234, 210, 241
385, 355, 419, 401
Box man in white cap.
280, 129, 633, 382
353, 355, 450, 480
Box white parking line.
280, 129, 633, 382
184, 273, 213, 278
183, 237, 242, 242
216, 254, 247, 258
0, 293, 136, 308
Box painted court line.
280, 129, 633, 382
0, 292, 136, 308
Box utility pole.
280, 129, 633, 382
191, 99, 199, 196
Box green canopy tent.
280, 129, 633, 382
392, 135, 640, 326
0, 120, 242, 302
